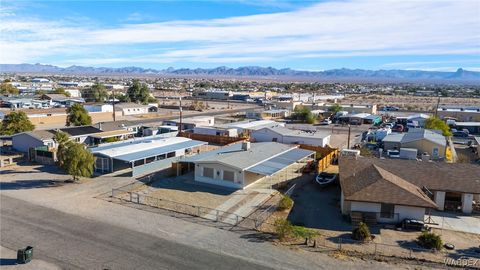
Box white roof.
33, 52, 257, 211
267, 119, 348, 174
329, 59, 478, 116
92, 136, 191, 158
225, 120, 279, 130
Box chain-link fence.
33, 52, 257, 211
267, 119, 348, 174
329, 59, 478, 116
111, 187, 281, 230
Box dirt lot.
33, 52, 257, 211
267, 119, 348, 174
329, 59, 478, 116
343, 94, 480, 111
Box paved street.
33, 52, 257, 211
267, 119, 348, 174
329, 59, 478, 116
1, 196, 271, 270
1, 164, 409, 270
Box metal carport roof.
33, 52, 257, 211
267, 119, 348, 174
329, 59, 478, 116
246, 148, 314, 176
111, 140, 206, 162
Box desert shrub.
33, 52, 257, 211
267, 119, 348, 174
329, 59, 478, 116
417, 231, 443, 250
291, 225, 319, 239
279, 195, 293, 210
352, 222, 371, 241
274, 219, 293, 241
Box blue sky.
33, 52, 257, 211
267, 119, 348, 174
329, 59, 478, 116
1, 0, 479, 71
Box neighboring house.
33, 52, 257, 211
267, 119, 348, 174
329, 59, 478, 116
12, 126, 103, 153
437, 106, 480, 122
246, 109, 290, 120
339, 156, 480, 220
163, 116, 215, 130
41, 94, 85, 107
406, 113, 430, 129
84, 104, 114, 113
382, 129, 446, 159
184, 142, 314, 189
251, 126, 331, 147
223, 120, 284, 135
115, 103, 151, 116
193, 126, 238, 137
0, 96, 50, 109
453, 122, 480, 135
65, 89, 81, 98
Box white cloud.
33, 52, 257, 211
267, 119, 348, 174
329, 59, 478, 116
1, 0, 479, 66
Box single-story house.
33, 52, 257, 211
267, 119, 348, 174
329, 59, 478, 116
115, 103, 152, 116
251, 126, 331, 147
222, 120, 284, 136
12, 126, 103, 153
382, 129, 446, 159
41, 94, 85, 107
182, 142, 314, 189
163, 116, 215, 131
84, 104, 114, 113
90, 136, 206, 176
339, 157, 480, 223
193, 126, 238, 137
406, 114, 430, 129
246, 109, 290, 120
437, 106, 480, 122
453, 122, 480, 135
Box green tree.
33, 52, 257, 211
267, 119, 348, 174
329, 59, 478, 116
55, 134, 95, 181
425, 117, 452, 137
66, 103, 92, 126
0, 111, 35, 135
54, 131, 71, 168
53, 87, 71, 97
0, 82, 19, 95
328, 103, 342, 115
127, 79, 150, 104
84, 82, 107, 102
293, 105, 315, 124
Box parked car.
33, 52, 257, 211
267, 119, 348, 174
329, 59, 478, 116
392, 124, 404, 132
314, 172, 338, 187
387, 149, 400, 158
453, 131, 469, 138
398, 219, 426, 231
319, 119, 332, 125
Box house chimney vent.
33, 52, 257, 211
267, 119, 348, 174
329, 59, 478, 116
242, 141, 251, 151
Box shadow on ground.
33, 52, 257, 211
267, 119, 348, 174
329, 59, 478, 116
148, 174, 236, 196
0, 180, 63, 190
287, 179, 352, 232
239, 232, 276, 243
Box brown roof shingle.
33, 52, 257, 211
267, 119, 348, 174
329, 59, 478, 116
340, 156, 480, 195
342, 164, 437, 208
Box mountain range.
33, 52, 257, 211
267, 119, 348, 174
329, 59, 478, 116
1, 63, 479, 83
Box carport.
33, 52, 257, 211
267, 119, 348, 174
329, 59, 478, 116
91, 137, 206, 175
244, 148, 315, 188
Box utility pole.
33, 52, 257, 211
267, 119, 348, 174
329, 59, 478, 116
347, 124, 351, 149
178, 96, 183, 134
112, 89, 116, 122
434, 92, 441, 118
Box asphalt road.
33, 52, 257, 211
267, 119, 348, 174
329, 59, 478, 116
0, 195, 273, 270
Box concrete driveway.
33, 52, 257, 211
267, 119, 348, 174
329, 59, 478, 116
287, 177, 352, 232
428, 211, 480, 234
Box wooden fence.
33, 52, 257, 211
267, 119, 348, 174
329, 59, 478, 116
178, 132, 248, 145
298, 144, 338, 172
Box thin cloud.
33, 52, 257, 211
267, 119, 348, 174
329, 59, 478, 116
1, 0, 479, 67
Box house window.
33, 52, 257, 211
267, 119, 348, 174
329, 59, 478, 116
156, 154, 166, 160
380, 203, 395, 219
203, 167, 214, 178
223, 170, 235, 182
167, 152, 175, 158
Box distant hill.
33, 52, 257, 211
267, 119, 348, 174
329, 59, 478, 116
1, 63, 479, 83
